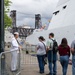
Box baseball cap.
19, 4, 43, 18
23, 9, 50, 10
14, 32, 19, 35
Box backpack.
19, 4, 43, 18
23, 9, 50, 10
51, 39, 58, 52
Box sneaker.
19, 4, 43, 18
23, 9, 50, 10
46, 73, 53, 75
11, 69, 18, 72
40, 72, 44, 74
53, 74, 56, 75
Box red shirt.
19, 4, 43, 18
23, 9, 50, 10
58, 45, 70, 56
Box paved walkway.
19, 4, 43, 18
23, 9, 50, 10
21, 53, 72, 75
21, 62, 72, 75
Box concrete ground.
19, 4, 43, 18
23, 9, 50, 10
21, 52, 72, 75
21, 64, 72, 75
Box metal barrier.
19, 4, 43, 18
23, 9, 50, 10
21, 45, 38, 65
0, 45, 37, 75
1, 44, 72, 75
0, 50, 21, 75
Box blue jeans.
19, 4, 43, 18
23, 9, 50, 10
72, 55, 75, 75
47, 50, 57, 75
37, 55, 45, 73
60, 55, 69, 75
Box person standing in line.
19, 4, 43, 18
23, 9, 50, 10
58, 38, 70, 75
46, 33, 58, 75
10, 32, 21, 72
71, 39, 75, 75
37, 36, 46, 74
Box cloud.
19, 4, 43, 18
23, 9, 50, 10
17, 18, 35, 28
10, 0, 59, 28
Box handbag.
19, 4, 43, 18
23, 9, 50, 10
42, 42, 47, 65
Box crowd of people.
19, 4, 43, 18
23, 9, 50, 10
36, 32, 75, 75
10, 32, 75, 75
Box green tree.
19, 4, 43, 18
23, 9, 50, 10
4, 0, 12, 28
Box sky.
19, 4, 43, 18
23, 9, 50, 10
10, 0, 59, 28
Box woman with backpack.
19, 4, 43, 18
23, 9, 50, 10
58, 38, 70, 75
37, 36, 46, 74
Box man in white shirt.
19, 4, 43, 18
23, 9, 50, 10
10, 32, 21, 72
46, 33, 57, 75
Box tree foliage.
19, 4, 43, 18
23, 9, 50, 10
4, 0, 12, 28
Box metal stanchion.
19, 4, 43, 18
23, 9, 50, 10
0, 50, 21, 75
0, 0, 5, 75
